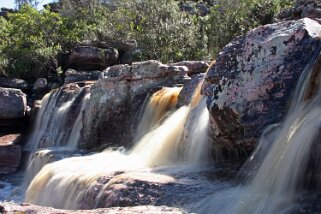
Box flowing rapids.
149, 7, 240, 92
134, 87, 182, 140
25, 87, 90, 151
23, 89, 90, 187
199, 47, 321, 213
24, 85, 212, 209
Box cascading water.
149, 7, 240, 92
134, 87, 182, 140
199, 47, 321, 213
23, 85, 90, 187
25, 86, 90, 151
24, 84, 212, 209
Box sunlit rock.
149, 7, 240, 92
203, 18, 321, 156
81, 60, 189, 150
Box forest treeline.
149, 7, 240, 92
0, 0, 293, 79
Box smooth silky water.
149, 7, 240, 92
23, 84, 217, 210
7, 51, 321, 212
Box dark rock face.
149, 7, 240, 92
203, 18, 321, 156
0, 203, 184, 214
0, 137, 21, 174
80, 60, 188, 150
0, 77, 29, 91
0, 87, 27, 119
62, 46, 119, 71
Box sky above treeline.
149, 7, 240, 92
0, 0, 55, 10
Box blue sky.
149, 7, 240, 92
0, 0, 55, 10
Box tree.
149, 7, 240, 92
1, 4, 85, 81
96, 0, 209, 62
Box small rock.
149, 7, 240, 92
33, 78, 48, 91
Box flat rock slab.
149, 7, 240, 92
0, 203, 185, 214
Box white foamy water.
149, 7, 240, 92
25, 87, 90, 151
25, 84, 213, 209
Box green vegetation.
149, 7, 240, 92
0, 0, 293, 80
205, 0, 293, 56
0, 4, 85, 81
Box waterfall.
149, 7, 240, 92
25, 86, 90, 151
200, 47, 321, 214
23, 85, 90, 187
134, 87, 182, 140
24, 84, 212, 209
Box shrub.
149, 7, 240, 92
90, 0, 210, 62
205, 0, 294, 57
0, 4, 85, 81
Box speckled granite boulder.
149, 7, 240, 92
203, 18, 321, 156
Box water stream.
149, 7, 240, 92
23, 83, 213, 210
2, 49, 321, 213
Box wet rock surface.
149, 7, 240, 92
0, 203, 185, 214
79, 164, 239, 211
203, 18, 321, 156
